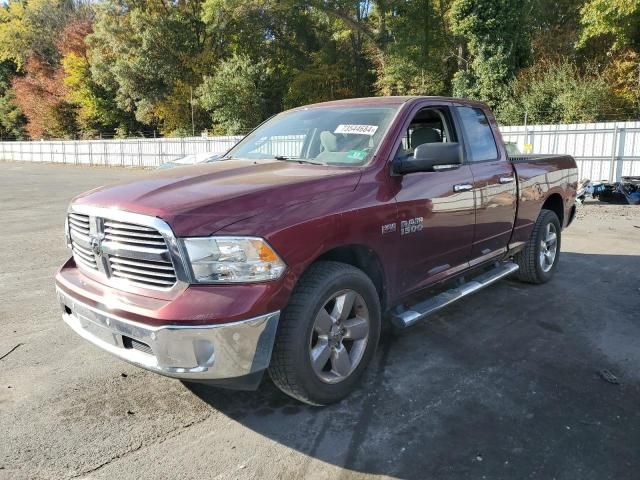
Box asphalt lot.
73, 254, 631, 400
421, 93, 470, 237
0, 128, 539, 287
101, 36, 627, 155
1, 161, 639, 480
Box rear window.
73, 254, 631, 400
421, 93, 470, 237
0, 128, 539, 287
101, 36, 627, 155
456, 107, 498, 162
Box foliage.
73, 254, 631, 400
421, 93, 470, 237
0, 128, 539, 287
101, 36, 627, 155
375, 0, 450, 96
496, 61, 617, 124
285, 54, 355, 107
87, 0, 207, 132
0, 60, 26, 138
1, 0, 640, 138
59, 17, 122, 136
197, 54, 273, 134
450, 0, 532, 108
577, 1, 640, 119
0, 0, 76, 68
602, 50, 640, 115
579, 0, 640, 52
530, 0, 584, 62
11, 57, 77, 138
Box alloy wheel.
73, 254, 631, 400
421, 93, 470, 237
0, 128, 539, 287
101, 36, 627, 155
539, 222, 558, 272
309, 289, 370, 384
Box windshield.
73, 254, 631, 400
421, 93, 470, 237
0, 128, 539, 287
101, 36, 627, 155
225, 105, 399, 166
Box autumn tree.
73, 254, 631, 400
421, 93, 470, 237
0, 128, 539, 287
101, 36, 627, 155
578, 0, 640, 116
11, 57, 76, 138
0, 0, 75, 68
2, 0, 640, 138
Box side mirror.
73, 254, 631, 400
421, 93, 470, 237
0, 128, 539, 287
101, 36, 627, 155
393, 142, 463, 174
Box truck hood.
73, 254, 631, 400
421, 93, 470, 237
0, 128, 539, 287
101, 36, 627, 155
73, 159, 361, 236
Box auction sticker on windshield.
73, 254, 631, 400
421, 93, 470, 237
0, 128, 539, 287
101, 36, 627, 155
334, 124, 378, 135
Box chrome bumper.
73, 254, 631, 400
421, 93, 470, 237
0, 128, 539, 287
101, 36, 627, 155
57, 288, 280, 380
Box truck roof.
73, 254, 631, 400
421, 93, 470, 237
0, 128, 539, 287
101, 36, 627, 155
299, 96, 489, 109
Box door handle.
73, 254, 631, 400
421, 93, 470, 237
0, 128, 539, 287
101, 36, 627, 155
453, 183, 473, 192
499, 176, 515, 184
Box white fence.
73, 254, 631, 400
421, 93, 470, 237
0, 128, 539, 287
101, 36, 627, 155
501, 121, 640, 181
0, 134, 310, 168
1, 121, 640, 180
0, 136, 244, 168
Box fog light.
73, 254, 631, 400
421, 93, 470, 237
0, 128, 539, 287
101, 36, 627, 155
194, 339, 215, 367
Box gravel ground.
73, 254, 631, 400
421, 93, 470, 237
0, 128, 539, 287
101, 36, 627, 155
1, 162, 639, 480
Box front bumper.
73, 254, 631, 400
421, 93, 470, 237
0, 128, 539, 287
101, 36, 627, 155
57, 287, 280, 381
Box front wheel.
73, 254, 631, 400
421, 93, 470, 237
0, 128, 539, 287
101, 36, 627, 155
268, 261, 381, 405
514, 208, 561, 284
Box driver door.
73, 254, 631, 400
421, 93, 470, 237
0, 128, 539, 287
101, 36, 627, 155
391, 103, 475, 294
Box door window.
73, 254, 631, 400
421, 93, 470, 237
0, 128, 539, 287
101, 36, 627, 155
456, 107, 498, 162
394, 107, 454, 160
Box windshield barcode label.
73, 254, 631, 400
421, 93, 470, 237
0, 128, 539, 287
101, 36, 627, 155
334, 124, 378, 136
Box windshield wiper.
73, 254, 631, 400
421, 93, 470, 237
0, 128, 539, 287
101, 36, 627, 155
273, 155, 325, 165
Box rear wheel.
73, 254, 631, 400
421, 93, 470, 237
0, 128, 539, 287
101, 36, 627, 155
514, 209, 561, 284
268, 261, 381, 405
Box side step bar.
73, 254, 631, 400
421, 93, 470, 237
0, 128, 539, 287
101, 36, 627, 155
391, 262, 519, 329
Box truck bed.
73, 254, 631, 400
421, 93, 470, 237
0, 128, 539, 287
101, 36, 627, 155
508, 154, 578, 248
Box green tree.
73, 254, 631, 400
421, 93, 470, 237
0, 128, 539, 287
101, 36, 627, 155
0, 61, 26, 139
579, 0, 640, 52
578, 0, 640, 116
88, 0, 208, 133
530, 0, 584, 62
200, 1, 349, 109
496, 61, 618, 125
449, 0, 532, 107
197, 54, 272, 133
375, 0, 451, 96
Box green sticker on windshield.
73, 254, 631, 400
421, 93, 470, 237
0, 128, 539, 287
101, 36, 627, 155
347, 150, 368, 161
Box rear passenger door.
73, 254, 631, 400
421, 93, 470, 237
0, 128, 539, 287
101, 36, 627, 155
455, 105, 517, 264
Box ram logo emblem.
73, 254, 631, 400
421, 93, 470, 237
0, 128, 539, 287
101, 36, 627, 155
90, 234, 104, 256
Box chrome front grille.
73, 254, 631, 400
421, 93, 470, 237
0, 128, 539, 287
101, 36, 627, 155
69, 213, 98, 271
109, 256, 177, 287
104, 221, 167, 248
69, 212, 90, 236
67, 208, 183, 291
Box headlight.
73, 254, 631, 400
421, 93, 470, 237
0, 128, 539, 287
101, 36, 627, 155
183, 237, 286, 283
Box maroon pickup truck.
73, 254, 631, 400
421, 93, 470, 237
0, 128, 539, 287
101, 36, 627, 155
55, 97, 578, 405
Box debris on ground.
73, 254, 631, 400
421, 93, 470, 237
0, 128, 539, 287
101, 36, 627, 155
0, 343, 23, 361
579, 177, 640, 205
598, 369, 620, 385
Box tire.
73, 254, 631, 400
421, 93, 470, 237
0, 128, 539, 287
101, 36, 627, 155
514, 209, 561, 284
268, 261, 381, 406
